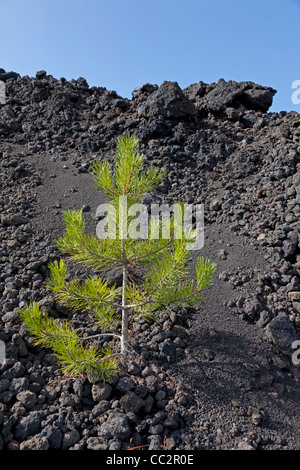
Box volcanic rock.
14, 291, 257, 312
264, 315, 298, 355
138, 81, 197, 119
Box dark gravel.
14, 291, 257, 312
0, 69, 300, 450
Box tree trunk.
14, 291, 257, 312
121, 263, 129, 357
120, 195, 129, 358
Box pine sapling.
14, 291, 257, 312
19, 134, 216, 383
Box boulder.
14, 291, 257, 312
1, 214, 27, 226
185, 78, 276, 114
199, 79, 244, 113
119, 391, 145, 413
100, 412, 131, 439
132, 83, 158, 99
14, 411, 44, 441
91, 382, 113, 402
241, 84, 276, 112
0, 71, 19, 82
138, 81, 197, 119
264, 315, 297, 356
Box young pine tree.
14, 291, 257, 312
19, 135, 216, 383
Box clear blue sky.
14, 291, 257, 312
1, 0, 300, 112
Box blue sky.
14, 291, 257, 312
1, 0, 300, 112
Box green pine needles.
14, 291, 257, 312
19, 134, 216, 384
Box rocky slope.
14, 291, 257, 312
0, 69, 300, 450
